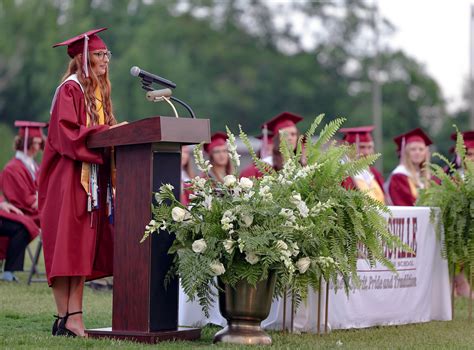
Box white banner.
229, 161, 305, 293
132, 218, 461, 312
179, 206, 452, 330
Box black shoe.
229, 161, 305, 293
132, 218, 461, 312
56, 311, 82, 337
52, 314, 64, 336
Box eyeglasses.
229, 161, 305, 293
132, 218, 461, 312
92, 51, 112, 60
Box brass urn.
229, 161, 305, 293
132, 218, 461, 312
213, 273, 276, 345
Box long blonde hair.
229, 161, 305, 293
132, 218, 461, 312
401, 142, 431, 188
61, 54, 116, 126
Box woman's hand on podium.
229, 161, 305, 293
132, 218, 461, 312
110, 121, 128, 129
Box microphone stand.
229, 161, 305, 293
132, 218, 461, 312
140, 78, 196, 119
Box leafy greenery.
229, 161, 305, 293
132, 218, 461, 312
418, 129, 474, 277
142, 115, 403, 315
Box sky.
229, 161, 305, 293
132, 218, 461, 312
378, 0, 474, 112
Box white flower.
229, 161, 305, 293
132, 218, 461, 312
237, 238, 245, 253
245, 252, 260, 265
291, 193, 302, 204
149, 219, 156, 226
240, 213, 253, 227
243, 190, 255, 201
226, 129, 241, 167
192, 176, 207, 189
223, 239, 235, 254
203, 194, 213, 210
210, 261, 226, 276
291, 242, 300, 256
239, 177, 253, 190
296, 201, 310, 218
221, 210, 236, 232
171, 207, 187, 222
194, 145, 213, 173
276, 240, 288, 251
161, 184, 174, 191
296, 257, 311, 274
192, 239, 207, 253
259, 185, 273, 201
223, 175, 237, 187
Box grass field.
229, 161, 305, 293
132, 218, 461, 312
1, 241, 474, 349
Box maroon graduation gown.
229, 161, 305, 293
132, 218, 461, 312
1, 158, 40, 224
388, 173, 416, 206
38, 80, 113, 286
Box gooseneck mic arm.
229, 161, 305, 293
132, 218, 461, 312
130, 66, 196, 118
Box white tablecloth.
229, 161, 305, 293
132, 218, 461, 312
179, 206, 452, 331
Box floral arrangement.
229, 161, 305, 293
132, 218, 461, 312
142, 115, 401, 315
418, 129, 474, 275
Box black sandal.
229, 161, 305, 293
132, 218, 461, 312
52, 314, 64, 336
56, 311, 83, 337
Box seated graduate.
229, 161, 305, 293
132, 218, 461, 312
1, 121, 47, 224
385, 128, 433, 206
339, 126, 385, 203
203, 132, 232, 183
0, 121, 46, 281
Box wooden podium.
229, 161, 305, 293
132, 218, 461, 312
85, 116, 210, 343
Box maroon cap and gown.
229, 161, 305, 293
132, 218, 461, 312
0, 121, 45, 257
39, 28, 114, 286
385, 128, 432, 206
339, 125, 385, 191
239, 112, 303, 179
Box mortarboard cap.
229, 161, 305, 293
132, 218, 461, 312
263, 112, 303, 135
204, 132, 228, 154
14, 120, 48, 153
14, 121, 48, 138
339, 125, 374, 144
53, 28, 108, 77
393, 128, 432, 153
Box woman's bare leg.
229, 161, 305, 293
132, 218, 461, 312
51, 277, 70, 318
65, 276, 86, 337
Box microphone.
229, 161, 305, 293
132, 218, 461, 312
130, 66, 177, 89
146, 88, 172, 102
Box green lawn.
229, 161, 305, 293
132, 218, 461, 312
1, 241, 474, 349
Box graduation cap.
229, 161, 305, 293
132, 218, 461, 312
393, 128, 432, 153
339, 125, 374, 144
53, 28, 108, 78
450, 130, 474, 152
14, 120, 48, 153
263, 112, 303, 135
204, 132, 228, 154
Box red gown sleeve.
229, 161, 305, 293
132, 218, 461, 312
389, 173, 416, 206
48, 82, 108, 164
1, 166, 36, 213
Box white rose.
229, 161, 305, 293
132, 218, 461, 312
171, 207, 186, 222
245, 252, 260, 265
192, 239, 207, 253
239, 177, 253, 190
276, 240, 288, 251
296, 257, 311, 274
149, 219, 156, 226
223, 175, 237, 187
240, 214, 253, 227
223, 239, 235, 254
210, 261, 226, 276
